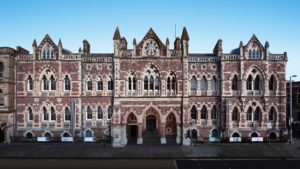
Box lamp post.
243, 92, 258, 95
289, 75, 297, 143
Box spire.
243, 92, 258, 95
58, 38, 62, 47
166, 38, 169, 45
32, 39, 37, 47
240, 41, 243, 47
265, 41, 269, 48
133, 38, 136, 45
181, 27, 189, 41
113, 26, 121, 40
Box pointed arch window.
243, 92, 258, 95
201, 106, 207, 119
232, 107, 239, 121
171, 76, 176, 91
50, 75, 56, 90
149, 76, 154, 90
200, 76, 207, 91
144, 76, 148, 90
87, 76, 92, 91
211, 76, 217, 93
191, 106, 197, 120
50, 107, 56, 121
0, 62, 4, 78
108, 106, 113, 119
254, 107, 261, 121
97, 106, 103, 119
0, 89, 3, 106
64, 75, 70, 91
128, 73, 137, 91
232, 75, 238, 90
43, 107, 48, 121
132, 77, 136, 90
87, 106, 92, 120
254, 76, 260, 90
191, 76, 197, 90
154, 77, 160, 90
128, 77, 132, 90
42, 43, 55, 59
65, 107, 70, 121
97, 77, 103, 90
246, 107, 253, 121
211, 105, 217, 120
246, 75, 253, 90
269, 75, 276, 91
27, 75, 33, 91
167, 77, 171, 90
108, 76, 114, 90
28, 107, 33, 121
42, 75, 49, 90
269, 107, 276, 121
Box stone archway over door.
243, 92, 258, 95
143, 107, 161, 145
126, 113, 138, 144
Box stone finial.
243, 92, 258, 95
133, 38, 136, 46
58, 38, 62, 47
265, 41, 269, 48
240, 41, 243, 47
113, 26, 121, 40
32, 39, 37, 47
181, 27, 190, 41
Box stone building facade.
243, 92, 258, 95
2, 27, 288, 146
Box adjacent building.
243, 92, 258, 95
1, 27, 288, 146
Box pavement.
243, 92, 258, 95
1, 138, 300, 159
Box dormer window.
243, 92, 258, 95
42, 43, 54, 59
248, 43, 261, 59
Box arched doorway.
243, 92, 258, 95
166, 113, 177, 144
127, 113, 138, 144
143, 107, 161, 145
232, 132, 240, 137
251, 132, 258, 137
146, 115, 156, 132
211, 129, 219, 138
269, 132, 277, 142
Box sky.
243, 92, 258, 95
1, 0, 299, 80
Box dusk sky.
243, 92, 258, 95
1, 0, 299, 80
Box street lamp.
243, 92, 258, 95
289, 75, 297, 143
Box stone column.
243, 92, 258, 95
137, 123, 143, 144
160, 122, 166, 144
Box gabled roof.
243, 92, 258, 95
137, 28, 166, 49
244, 34, 264, 50
37, 34, 58, 50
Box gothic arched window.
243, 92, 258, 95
50, 107, 56, 121
201, 106, 207, 119
232, 75, 238, 91
108, 76, 114, 90
97, 76, 103, 90
108, 106, 113, 119
211, 105, 217, 120
232, 107, 239, 121
246, 75, 253, 90
191, 106, 197, 120
254, 107, 261, 121
87, 106, 92, 119
28, 107, 33, 121
269, 107, 276, 121
43, 107, 48, 121
65, 107, 70, 121
87, 76, 92, 91
191, 76, 197, 91
200, 76, 207, 91
64, 75, 70, 91
50, 75, 56, 90
269, 75, 276, 91
97, 106, 103, 119
27, 75, 33, 91
211, 76, 217, 93
42, 75, 49, 90
254, 75, 260, 90
247, 107, 253, 121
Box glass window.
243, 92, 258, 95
43, 107, 48, 121
191, 106, 197, 120
108, 106, 113, 119
0, 89, 4, 106
65, 107, 70, 121
211, 105, 217, 120
211, 76, 217, 92
254, 107, 260, 121
42, 75, 49, 90
87, 106, 92, 119
87, 77, 92, 91
254, 76, 260, 90
149, 76, 154, 90
64, 75, 70, 91
27, 75, 33, 91
154, 77, 160, 90
51, 107, 56, 121
97, 77, 103, 90
108, 77, 113, 90
97, 106, 103, 119
232, 75, 238, 90
133, 77, 136, 90
201, 106, 207, 119
28, 107, 33, 121
144, 76, 148, 90
200, 76, 207, 91
191, 76, 197, 90
232, 107, 238, 121
247, 107, 252, 121
128, 77, 132, 90
167, 77, 171, 90
246, 75, 252, 90
269, 75, 275, 91
269, 107, 276, 121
